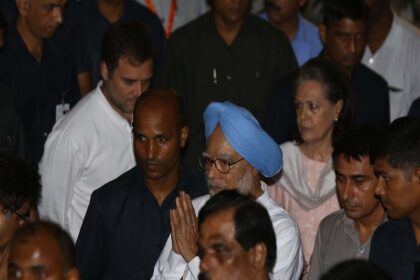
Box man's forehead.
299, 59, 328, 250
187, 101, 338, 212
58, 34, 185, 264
206, 127, 240, 158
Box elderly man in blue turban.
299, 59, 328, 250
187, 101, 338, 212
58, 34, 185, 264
152, 101, 303, 280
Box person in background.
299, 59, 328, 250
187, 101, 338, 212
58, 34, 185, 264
39, 22, 154, 241
362, 0, 420, 121
268, 58, 353, 274
308, 126, 386, 279
162, 0, 297, 166
370, 117, 420, 280
0, 0, 81, 164
261, 0, 322, 66
264, 0, 389, 145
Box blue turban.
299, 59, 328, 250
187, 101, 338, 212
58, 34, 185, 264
203, 101, 283, 177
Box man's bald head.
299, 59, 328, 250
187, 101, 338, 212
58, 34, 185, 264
133, 89, 185, 129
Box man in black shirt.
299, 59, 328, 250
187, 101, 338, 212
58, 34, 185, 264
75, 89, 208, 280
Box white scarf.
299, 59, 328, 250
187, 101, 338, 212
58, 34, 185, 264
279, 142, 337, 210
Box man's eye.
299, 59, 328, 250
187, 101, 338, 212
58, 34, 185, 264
135, 135, 146, 142
157, 136, 167, 143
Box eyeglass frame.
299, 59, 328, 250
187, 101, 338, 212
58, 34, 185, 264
198, 154, 245, 174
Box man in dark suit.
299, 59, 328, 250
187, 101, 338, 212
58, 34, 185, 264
75, 89, 208, 280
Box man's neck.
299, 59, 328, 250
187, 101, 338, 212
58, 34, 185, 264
410, 210, 420, 245
274, 15, 299, 42
366, 7, 393, 54
16, 18, 43, 63
214, 13, 243, 46
97, 0, 125, 23
144, 165, 181, 206
323, 53, 354, 80
353, 205, 385, 244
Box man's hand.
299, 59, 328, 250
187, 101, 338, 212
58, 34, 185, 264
170, 191, 199, 262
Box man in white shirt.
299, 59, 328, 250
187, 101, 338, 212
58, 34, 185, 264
362, 0, 420, 121
38, 22, 154, 241
152, 101, 303, 280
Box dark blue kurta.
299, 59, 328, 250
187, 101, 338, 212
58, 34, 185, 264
370, 218, 420, 280
75, 162, 208, 280
0, 27, 80, 164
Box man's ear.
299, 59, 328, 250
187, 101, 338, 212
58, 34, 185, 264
413, 167, 420, 185
16, 0, 30, 16
66, 267, 80, 280
248, 243, 267, 270
179, 126, 189, 148
319, 24, 327, 45
100, 62, 109, 82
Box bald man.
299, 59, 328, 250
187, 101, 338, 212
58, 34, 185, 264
75, 89, 208, 280
152, 101, 302, 280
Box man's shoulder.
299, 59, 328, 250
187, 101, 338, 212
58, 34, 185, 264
170, 12, 212, 41
319, 209, 346, 232
244, 14, 290, 45
125, 0, 164, 29
354, 63, 388, 88
373, 218, 409, 240
91, 166, 140, 202
192, 194, 211, 214
48, 90, 99, 136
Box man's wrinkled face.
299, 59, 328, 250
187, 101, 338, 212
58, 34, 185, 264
320, 18, 367, 73
374, 159, 420, 219
204, 126, 258, 195
213, 0, 250, 24
335, 155, 382, 221
198, 208, 257, 280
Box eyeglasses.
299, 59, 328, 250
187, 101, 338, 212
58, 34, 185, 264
198, 155, 244, 174
1, 204, 30, 223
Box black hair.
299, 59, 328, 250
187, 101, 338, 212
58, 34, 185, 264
373, 117, 420, 172
322, 0, 369, 26
321, 259, 391, 280
0, 153, 41, 212
333, 126, 379, 165
198, 190, 277, 272
10, 221, 76, 270
293, 57, 354, 145
0, 9, 6, 30
101, 21, 154, 76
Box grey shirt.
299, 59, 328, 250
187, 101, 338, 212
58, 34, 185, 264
308, 209, 386, 280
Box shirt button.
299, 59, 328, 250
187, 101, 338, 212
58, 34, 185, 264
358, 247, 365, 254
226, 75, 231, 80
368, 58, 374, 64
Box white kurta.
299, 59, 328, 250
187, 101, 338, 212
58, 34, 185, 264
151, 182, 303, 280
362, 14, 420, 121
39, 84, 136, 241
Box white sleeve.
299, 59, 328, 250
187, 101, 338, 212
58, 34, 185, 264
183, 257, 200, 280
38, 129, 83, 240
271, 218, 303, 280
151, 235, 188, 280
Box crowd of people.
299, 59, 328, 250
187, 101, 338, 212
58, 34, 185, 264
0, 0, 420, 279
